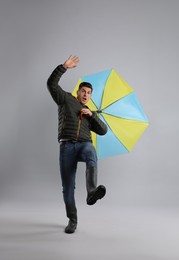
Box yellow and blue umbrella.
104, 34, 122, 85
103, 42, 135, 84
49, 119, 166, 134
72, 69, 149, 158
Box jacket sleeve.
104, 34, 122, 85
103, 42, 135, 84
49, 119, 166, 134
90, 112, 108, 135
47, 64, 67, 105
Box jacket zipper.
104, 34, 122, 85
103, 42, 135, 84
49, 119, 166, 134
76, 109, 84, 140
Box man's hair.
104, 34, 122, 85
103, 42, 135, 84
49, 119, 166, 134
78, 82, 93, 91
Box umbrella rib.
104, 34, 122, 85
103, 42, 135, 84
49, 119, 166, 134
102, 111, 147, 123
99, 73, 111, 111
90, 98, 98, 110
101, 94, 129, 111
100, 94, 148, 123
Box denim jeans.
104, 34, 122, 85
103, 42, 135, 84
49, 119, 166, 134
59, 141, 97, 205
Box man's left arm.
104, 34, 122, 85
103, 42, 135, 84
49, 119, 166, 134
89, 112, 108, 135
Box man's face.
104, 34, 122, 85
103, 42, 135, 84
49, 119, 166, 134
77, 86, 92, 104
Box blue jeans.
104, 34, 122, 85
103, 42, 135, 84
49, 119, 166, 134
59, 141, 97, 205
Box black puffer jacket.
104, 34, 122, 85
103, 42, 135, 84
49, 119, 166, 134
47, 65, 108, 142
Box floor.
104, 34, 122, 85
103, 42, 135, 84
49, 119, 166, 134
1, 202, 179, 260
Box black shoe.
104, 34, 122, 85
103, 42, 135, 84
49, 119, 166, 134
87, 185, 106, 205
64, 220, 77, 234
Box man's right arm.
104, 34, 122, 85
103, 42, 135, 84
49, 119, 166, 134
47, 56, 79, 105
47, 64, 67, 105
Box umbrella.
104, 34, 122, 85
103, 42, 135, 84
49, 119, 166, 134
72, 68, 149, 158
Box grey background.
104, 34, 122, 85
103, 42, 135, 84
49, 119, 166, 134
0, 0, 179, 259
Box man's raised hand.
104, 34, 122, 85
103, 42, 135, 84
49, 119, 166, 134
63, 55, 80, 69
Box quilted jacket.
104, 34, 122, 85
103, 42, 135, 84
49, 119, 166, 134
47, 65, 108, 142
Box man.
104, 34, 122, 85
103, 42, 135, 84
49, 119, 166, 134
47, 55, 108, 234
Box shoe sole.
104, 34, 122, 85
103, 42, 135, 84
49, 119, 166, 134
87, 185, 106, 205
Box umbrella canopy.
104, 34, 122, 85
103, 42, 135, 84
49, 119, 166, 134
72, 68, 149, 158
